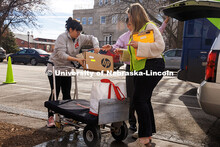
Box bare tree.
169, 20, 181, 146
102, 0, 183, 49
0, 0, 48, 45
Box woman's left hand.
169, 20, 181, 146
94, 48, 100, 54
127, 41, 138, 48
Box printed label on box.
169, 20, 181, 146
89, 56, 94, 59
91, 59, 96, 62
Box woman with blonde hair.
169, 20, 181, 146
126, 3, 165, 147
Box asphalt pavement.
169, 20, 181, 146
0, 61, 220, 147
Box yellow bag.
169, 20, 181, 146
132, 29, 154, 60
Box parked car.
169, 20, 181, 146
8, 48, 50, 65
0, 47, 6, 62
197, 33, 220, 118
163, 49, 182, 70
163, 0, 220, 118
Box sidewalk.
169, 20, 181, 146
0, 110, 189, 147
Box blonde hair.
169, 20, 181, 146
127, 3, 150, 34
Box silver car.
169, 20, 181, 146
163, 49, 182, 70
0, 47, 6, 62
197, 33, 220, 118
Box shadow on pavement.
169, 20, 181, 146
179, 87, 220, 146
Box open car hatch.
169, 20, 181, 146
162, 0, 220, 21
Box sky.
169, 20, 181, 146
11, 0, 94, 40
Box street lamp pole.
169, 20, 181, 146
27, 31, 30, 49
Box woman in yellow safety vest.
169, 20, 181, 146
127, 3, 165, 147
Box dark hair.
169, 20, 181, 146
126, 17, 129, 24
65, 17, 83, 32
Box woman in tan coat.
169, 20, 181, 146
126, 3, 165, 147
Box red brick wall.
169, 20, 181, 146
15, 38, 33, 48
15, 38, 55, 52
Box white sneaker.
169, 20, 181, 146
132, 131, 138, 139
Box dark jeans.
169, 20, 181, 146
126, 64, 136, 127
133, 58, 165, 137
48, 75, 72, 117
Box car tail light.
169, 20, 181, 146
205, 51, 218, 82
40, 55, 47, 57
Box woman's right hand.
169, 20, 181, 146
77, 58, 85, 67
114, 48, 123, 55
101, 44, 112, 51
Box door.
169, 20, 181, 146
164, 50, 176, 69
26, 49, 36, 62
15, 49, 27, 62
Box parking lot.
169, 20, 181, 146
0, 61, 220, 146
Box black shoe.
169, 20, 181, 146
129, 124, 137, 132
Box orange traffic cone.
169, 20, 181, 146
3, 56, 16, 84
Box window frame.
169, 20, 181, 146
82, 17, 87, 25
100, 16, 106, 24
88, 17, 93, 25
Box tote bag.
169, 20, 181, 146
89, 79, 126, 116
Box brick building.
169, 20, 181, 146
14, 33, 55, 52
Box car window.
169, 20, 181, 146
185, 19, 203, 37
165, 50, 175, 57
27, 49, 35, 54
35, 49, 48, 54
18, 50, 27, 54
176, 50, 182, 57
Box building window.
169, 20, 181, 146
88, 17, 93, 25
82, 17, 86, 25
100, 16, 106, 24
99, 0, 103, 6
111, 0, 115, 5
76, 18, 80, 22
104, 0, 108, 4
112, 15, 118, 24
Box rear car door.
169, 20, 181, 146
26, 49, 36, 63
174, 50, 182, 69
164, 50, 176, 69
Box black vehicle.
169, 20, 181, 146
0, 47, 6, 62
8, 49, 50, 65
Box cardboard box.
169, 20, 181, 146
83, 52, 114, 72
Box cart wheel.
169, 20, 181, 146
111, 121, 128, 141
55, 121, 64, 132
83, 125, 101, 147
